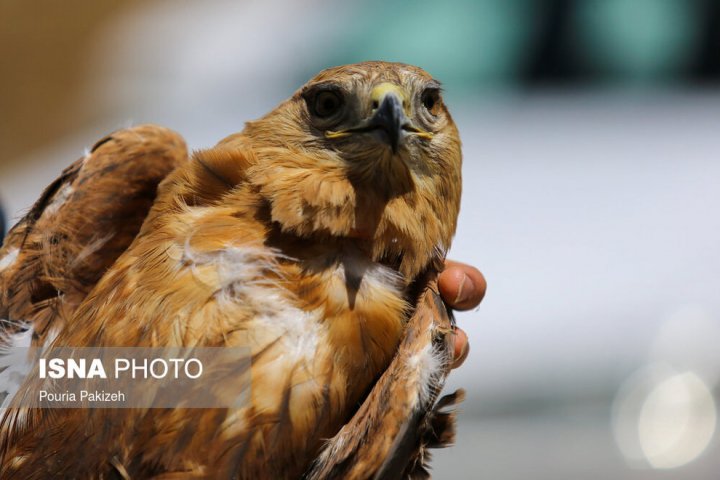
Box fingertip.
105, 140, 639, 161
440, 261, 486, 310
451, 327, 470, 369
438, 267, 466, 306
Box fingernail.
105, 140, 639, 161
454, 273, 475, 305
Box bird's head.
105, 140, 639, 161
214, 62, 462, 278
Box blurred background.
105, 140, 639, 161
1, 0, 719, 478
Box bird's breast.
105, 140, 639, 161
241, 248, 409, 449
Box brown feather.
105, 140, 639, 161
304, 277, 462, 480
0, 124, 187, 345
0, 62, 463, 479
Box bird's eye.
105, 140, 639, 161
421, 88, 442, 116
312, 90, 344, 118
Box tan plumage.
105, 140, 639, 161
0, 61, 462, 479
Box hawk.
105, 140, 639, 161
0, 61, 463, 479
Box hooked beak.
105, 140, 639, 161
370, 92, 405, 153
325, 83, 433, 154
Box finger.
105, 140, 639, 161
439, 260, 486, 311
451, 326, 470, 369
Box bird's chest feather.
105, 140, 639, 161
155, 225, 410, 459
286, 252, 408, 377
198, 242, 411, 475
246, 249, 409, 415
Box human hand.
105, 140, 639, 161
438, 260, 486, 369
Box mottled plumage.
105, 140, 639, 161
0, 62, 462, 479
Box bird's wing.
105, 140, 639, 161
0, 125, 187, 347
306, 275, 463, 480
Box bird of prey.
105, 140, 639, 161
0, 61, 463, 479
